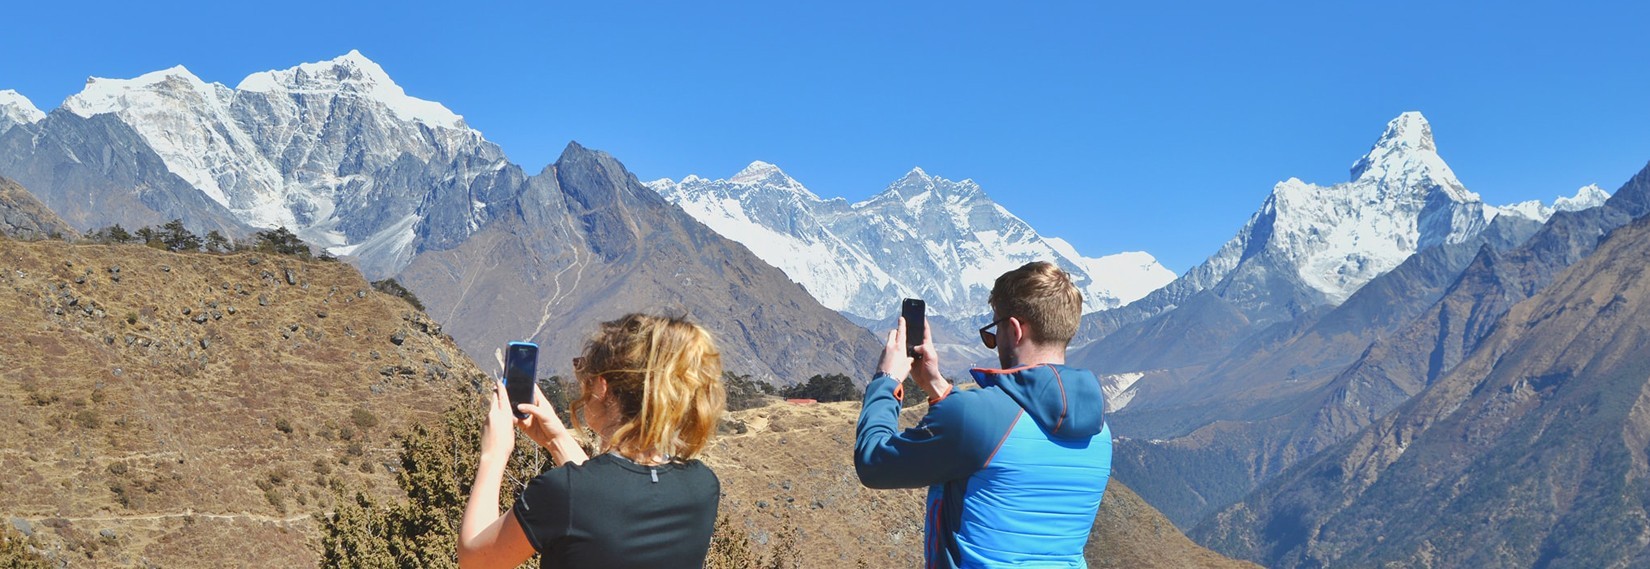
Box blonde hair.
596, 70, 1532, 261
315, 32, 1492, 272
571, 314, 726, 460
988, 261, 1082, 345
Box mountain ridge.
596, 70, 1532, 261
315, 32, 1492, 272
648, 161, 1176, 321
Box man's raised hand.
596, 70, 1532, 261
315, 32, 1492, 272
878, 316, 914, 381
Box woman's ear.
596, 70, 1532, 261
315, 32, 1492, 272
589, 377, 609, 401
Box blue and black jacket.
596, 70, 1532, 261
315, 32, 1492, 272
854, 363, 1112, 568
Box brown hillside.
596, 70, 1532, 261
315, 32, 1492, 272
0, 238, 485, 567
703, 400, 1258, 568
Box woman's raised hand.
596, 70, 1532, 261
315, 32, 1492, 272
515, 384, 589, 466
513, 384, 569, 448
480, 380, 518, 462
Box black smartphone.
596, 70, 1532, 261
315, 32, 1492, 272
901, 298, 925, 358
504, 341, 539, 419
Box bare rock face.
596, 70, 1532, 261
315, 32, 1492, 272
398, 142, 881, 385
0, 176, 76, 239
0, 112, 251, 237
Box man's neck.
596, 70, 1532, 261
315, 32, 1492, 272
1010, 344, 1066, 368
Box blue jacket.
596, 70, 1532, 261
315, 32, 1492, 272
855, 364, 1112, 569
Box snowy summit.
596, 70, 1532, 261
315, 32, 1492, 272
0, 89, 47, 127
46, 51, 507, 278
649, 162, 1176, 319
237, 50, 468, 130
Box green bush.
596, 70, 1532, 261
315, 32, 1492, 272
317, 387, 545, 568
723, 372, 777, 411
780, 373, 861, 403
370, 278, 425, 312
0, 525, 52, 569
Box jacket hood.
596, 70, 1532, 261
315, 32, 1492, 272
969, 363, 1105, 439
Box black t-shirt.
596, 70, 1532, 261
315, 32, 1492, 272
512, 453, 720, 569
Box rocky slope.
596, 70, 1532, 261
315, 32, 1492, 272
0, 177, 76, 239
0, 54, 880, 387
0, 110, 253, 237
1075, 116, 1624, 530
0, 238, 484, 567
1195, 211, 1650, 568
397, 143, 881, 385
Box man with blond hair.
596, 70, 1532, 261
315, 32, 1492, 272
855, 261, 1112, 568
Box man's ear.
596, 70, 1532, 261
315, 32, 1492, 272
1008, 316, 1028, 347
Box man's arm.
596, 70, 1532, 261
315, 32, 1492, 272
854, 372, 984, 489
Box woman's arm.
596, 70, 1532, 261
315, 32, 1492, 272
457, 381, 538, 569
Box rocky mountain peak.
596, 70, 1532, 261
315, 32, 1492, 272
730, 160, 787, 184
1494, 184, 1614, 223
63, 65, 229, 119
1348, 111, 1474, 202
878, 166, 983, 204
651, 160, 1176, 323
236, 50, 467, 129
1558, 183, 1611, 210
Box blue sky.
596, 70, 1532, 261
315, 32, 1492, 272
3, 1, 1649, 271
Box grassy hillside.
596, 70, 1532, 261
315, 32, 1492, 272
0, 237, 486, 567
704, 400, 1259, 568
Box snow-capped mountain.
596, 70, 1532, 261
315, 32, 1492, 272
53, 51, 515, 278
648, 162, 1175, 320
1186, 112, 1602, 309
1493, 184, 1611, 223
0, 90, 45, 134
1082, 111, 1610, 349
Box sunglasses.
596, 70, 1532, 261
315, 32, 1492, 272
978, 317, 1011, 349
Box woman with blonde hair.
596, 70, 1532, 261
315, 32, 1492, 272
458, 313, 727, 569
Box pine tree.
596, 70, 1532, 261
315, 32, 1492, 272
204, 230, 231, 253
319, 386, 544, 568
160, 219, 203, 252
254, 227, 313, 258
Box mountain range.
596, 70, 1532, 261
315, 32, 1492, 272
0, 52, 881, 383
1067, 111, 1614, 529
1196, 183, 1650, 567
10, 49, 1650, 568
647, 163, 1175, 321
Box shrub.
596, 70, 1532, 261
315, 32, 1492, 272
317, 387, 544, 568
90, 224, 133, 244
350, 408, 379, 431
253, 227, 313, 259
706, 515, 760, 569
370, 278, 425, 312
780, 373, 861, 403
724, 372, 777, 411
0, 525, 52, 569
275, 417, 294, 434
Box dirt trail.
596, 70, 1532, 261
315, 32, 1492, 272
12, 511, 316, 524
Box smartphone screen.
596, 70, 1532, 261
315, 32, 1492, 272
504, 342, 539, 419
901, 298, 926, 358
